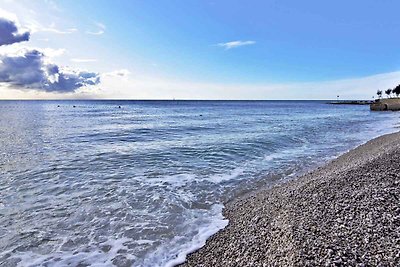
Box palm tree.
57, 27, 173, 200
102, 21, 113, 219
393, 84, 400, 98
377, 90, 383, 99
385, 89, 392, 98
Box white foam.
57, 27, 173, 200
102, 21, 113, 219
145, 173, 197, 187
143, 167, 244, 187
263, 154, 279, 161
263, 145, 308, 163
135, 239, 156, 245
206, 167, 244, 183
12, 237, 135, 267
143, 204, 228, 267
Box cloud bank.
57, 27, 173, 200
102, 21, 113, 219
217, 40, 256, 50
0, 17, 30, 46
0, 11, 100, 93
0, 49, 99, 92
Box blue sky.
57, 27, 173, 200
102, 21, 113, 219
1, 0, 400, 99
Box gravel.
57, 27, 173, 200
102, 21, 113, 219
182, 132, 400, 266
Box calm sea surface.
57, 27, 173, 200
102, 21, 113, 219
0, 100, 398, 266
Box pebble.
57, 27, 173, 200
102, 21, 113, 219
182, 132, 400, 266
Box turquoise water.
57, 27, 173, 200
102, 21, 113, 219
0, 100, 398, 266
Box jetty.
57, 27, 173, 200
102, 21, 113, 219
328, 100, 374, 105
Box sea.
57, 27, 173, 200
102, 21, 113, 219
0, 100, 398, 267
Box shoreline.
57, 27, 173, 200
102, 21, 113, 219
181, 132, 400, 266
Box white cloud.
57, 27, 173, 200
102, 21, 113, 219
40, 27, 77, 34
217, 40, 256, 50
0, 44, 65, 58
71, 58, 97, 63
86, 22, 105, 35
40, 47, 65, 57
86, 30, 104, 35
104, 69, 130, 77
26, 20, 77, 34
0, 8, 19, 22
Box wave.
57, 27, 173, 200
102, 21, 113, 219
144, 204, 228, 267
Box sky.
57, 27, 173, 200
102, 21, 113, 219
1, 0, 400, 100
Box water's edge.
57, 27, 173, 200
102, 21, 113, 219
176, 129, 399, 266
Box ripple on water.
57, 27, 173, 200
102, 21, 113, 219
0, 100, 397, 266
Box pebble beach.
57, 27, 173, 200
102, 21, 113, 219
183, 132, 400, 266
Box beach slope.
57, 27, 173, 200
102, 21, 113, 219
183, 132, 400, 266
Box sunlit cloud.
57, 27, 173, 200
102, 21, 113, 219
217, 40, 256, 50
